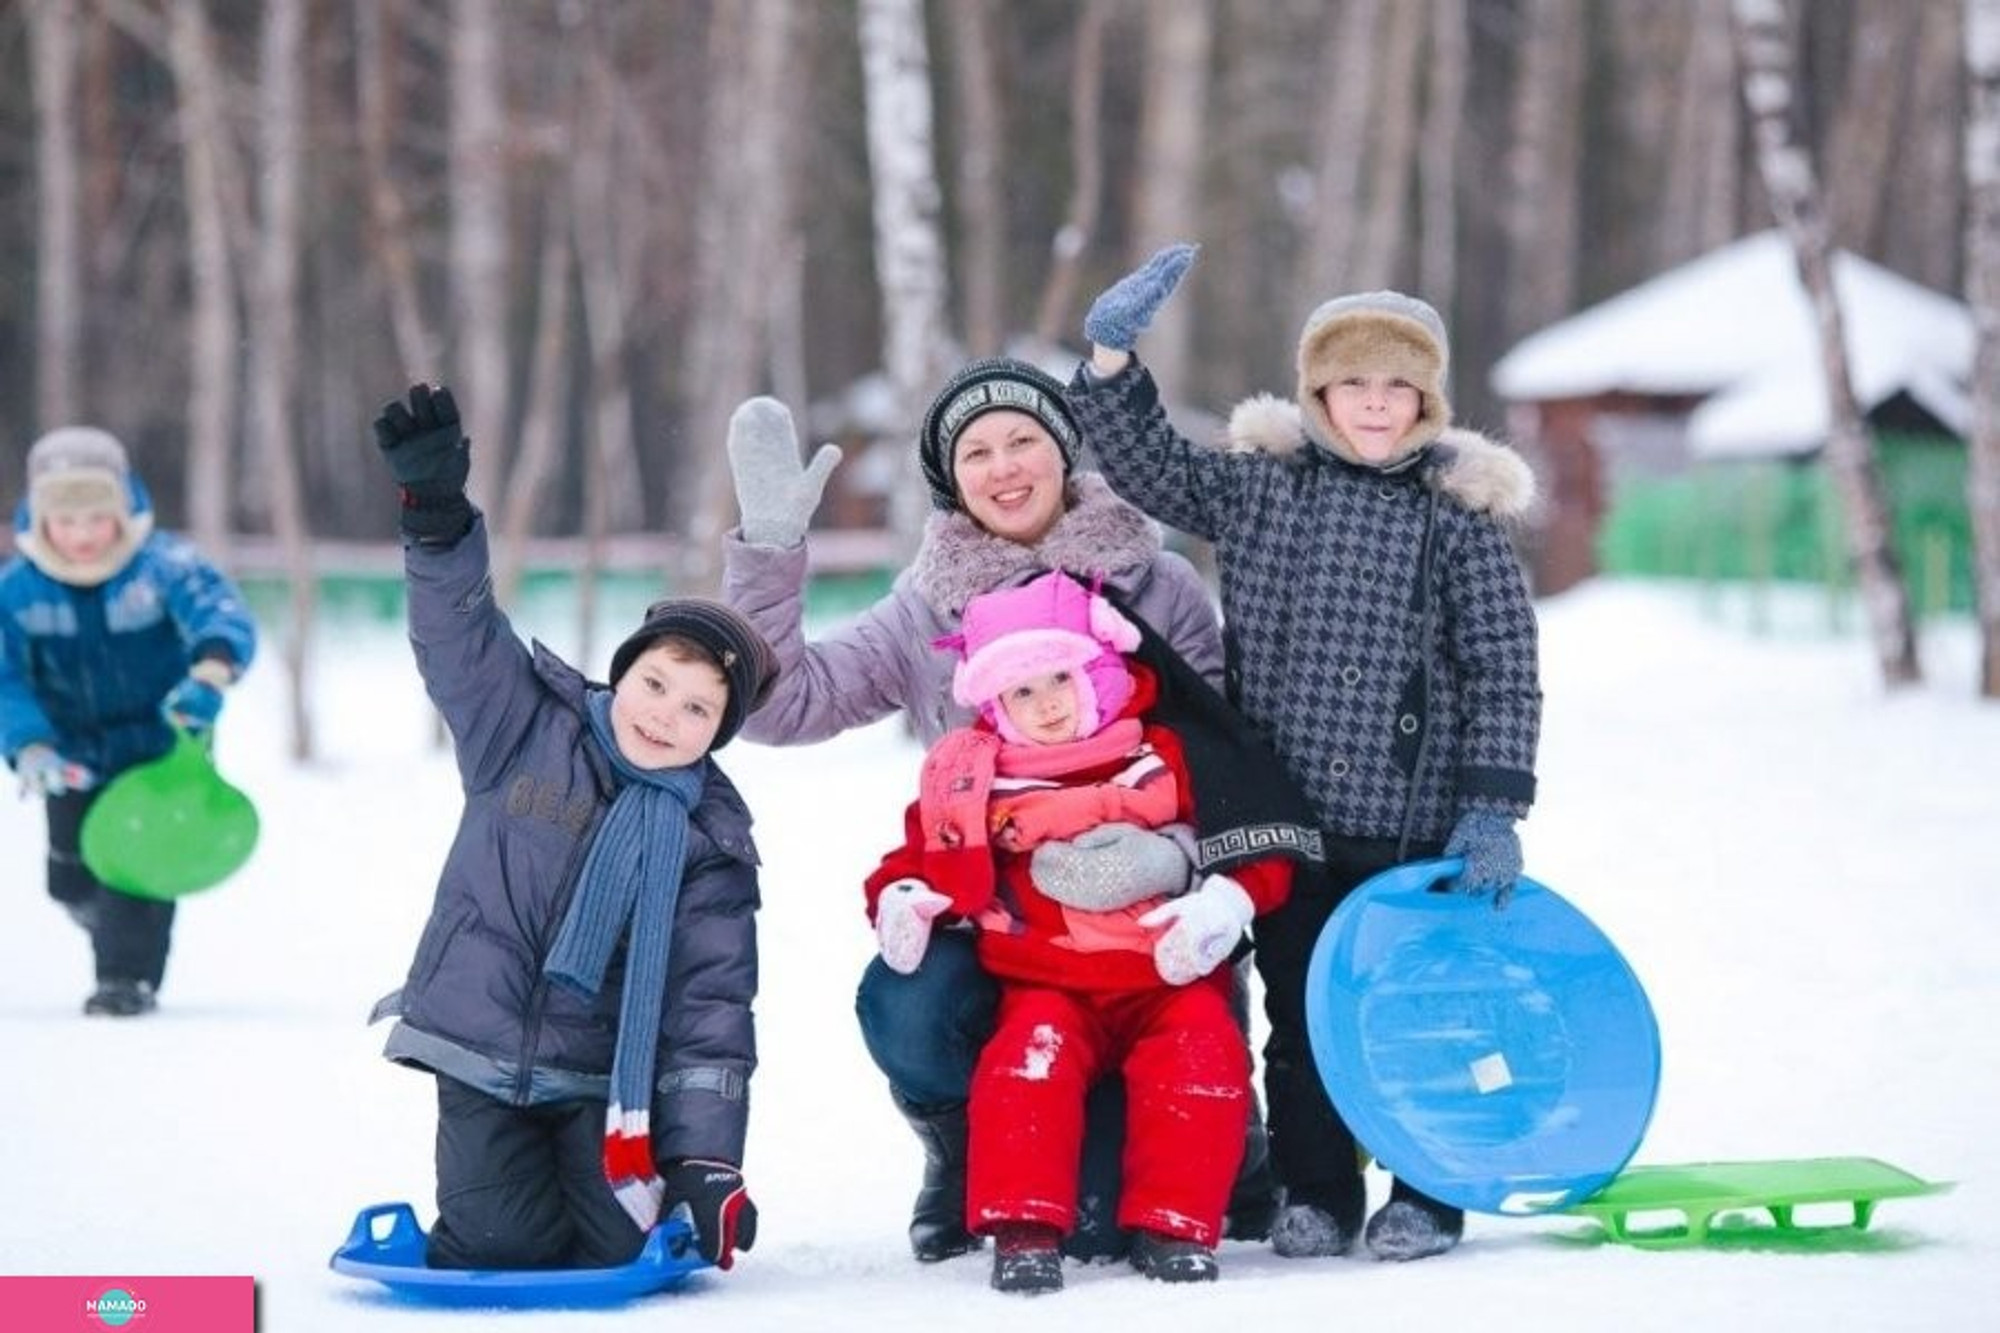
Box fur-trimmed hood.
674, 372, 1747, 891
1223, 393, 1536, 520
910, 471, 1164, 617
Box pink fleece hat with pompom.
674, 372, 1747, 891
938, 570, 1140, 743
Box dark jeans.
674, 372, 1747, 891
1254, 833, 1441, 1211
47, 789, 176, 988
427, 1076, 647, 1270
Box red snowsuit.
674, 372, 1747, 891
865, 666, 1291, 1246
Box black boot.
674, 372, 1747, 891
83, 978, 157, 1018
890, 1090, 981, 1262
990, 1222, 1064, 1294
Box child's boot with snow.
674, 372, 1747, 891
990, 1222, 1064, 1294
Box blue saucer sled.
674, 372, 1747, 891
330, 1202, 709, 1306
1304, 858, 1662, 1216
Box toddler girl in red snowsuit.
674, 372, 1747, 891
864, 570, 1292, 1293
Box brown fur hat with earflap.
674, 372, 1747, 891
1295, 290, 1451, 469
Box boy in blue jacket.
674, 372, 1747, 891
1, 427, 256, 1018
370, 383, 775, 1273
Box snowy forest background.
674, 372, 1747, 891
2, 0, 1999, 741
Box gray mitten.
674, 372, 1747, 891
1032, 821, 1196, 910
726, 396, 843, 548
1083, 243, 1200, 351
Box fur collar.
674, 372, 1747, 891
911, 472, 1164, 617
1223, 393, 1537, 520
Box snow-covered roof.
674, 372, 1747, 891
1490, 230, 1973, 458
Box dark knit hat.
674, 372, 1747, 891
609, 598, 779, 749
918, 357, 1082, 511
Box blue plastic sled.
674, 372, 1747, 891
329, 1202, 709, 1307
1305, 858, 1661, 1216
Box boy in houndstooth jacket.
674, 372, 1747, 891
1066, 245, 1543, 1264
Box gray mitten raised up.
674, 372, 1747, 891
1083, 243, 1200, 352
726, 396, 842, 548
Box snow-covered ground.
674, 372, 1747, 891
3, 578, 1994, 1331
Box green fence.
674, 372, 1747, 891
1595, 432, 1972, 619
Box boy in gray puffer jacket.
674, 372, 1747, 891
369, 383, 777, 1274
1069, 247, 1543, 1265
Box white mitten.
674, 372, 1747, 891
1138, 873, 1254, 986
726, 396, 843, 548
875, 879, 953, 975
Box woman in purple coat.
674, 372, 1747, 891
720, 358, 1270, 1266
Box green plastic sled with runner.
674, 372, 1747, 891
80, 726, 259, 900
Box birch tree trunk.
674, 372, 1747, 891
450, 0, 509, 508
29, 0, 81, 428
1132, 0, 1213, 390
166, 1, 237, 555
1732, 0, 1920, 688
1030, 0, 1110, 350
683, 0, 799, 586
1419, 0, 1467, 314
860, 0, 955, 545
493, 190, 573, 611
947, 0, 1006, 356
248, 0, 316, 761
1963, 0, 2000, 697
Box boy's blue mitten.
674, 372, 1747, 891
14, 744, 97, 798
372, 382, 474, 544
1444, 810, 1522, 909
662, 1159, 758, 1270
726, 396, 843, 548
1083, 242, 1200, 351
162, 657, 236, 736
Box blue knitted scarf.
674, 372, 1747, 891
544, 689, 706, 1229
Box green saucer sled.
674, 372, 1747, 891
1562, 1156, 1953, 1248
80, 728, 259, 900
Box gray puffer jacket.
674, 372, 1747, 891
374, 518, 761, 1165
721, 472, 1221, 749
1068, 362, 1541, 845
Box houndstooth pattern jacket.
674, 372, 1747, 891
1068, 363, 1541, 845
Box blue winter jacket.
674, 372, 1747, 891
0, 480, 257, 775
373, 517, 763, 1166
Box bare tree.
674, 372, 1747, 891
1662, 0, 1743, 265
1419, 0, 1467, 313
1965, 0, 2000, 697
1732, 0, 1920, 687
165, 1, 238, 556
1132, 0, 1214, 388
1351, 0, 1425, 291
683, 0, 801, 585
947, 0, 1006, 355
1503, 0, 1585, 342
1826, 1, 1920, 256
859, 0, 956, 542
1300, 0, 1382, 310
356, 0, 442, 377
247, 0, 316, 761
28, 0, 81, 429
1030, 0, 1111, 350
450, 0, 510, 508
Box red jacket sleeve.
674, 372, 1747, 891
862, 798, 1001, 923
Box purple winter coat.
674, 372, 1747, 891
721, 472, 1221, 749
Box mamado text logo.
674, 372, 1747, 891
85, 1286, 146, 1327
